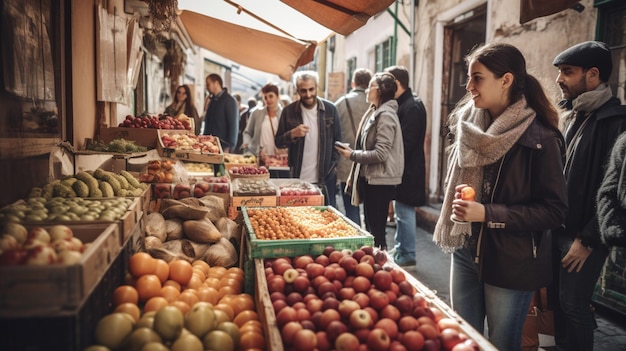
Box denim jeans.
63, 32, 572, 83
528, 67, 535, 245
322, 172, 337, 209
451, 247, 534, 351
340, 182, 362, 227
393, 200, 416, 258
551, 235, 608, 351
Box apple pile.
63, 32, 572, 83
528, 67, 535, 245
0, 223, 85, 265
118, 115, 191, 130
192, 181, 230, 198
263, 154, 289, 168
278, 181, 321, 196
264, 246, 480, 351
229, 165, 269, 176
161, 133, 221, 154
139, 159, 177, 183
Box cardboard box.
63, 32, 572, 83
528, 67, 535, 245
0, 223, 121, 315
231, 195, 277, 208
271, 178, 324, 206
157, 130, 225, 164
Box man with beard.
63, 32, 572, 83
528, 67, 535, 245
551, 41, 626, 351
275, 71, 341, 207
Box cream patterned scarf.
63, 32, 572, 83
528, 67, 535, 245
433, 97, 536, 252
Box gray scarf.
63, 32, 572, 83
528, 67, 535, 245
434, 97, 536, 252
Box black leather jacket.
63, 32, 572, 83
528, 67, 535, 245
478, 119, 568, 290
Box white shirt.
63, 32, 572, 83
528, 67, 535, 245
260, 114, 279, 155
299, 104, 319, 183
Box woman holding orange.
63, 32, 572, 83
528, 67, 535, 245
433, 43, 568, 350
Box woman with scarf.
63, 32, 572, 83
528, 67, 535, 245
164, 84, 201, 135
337, 72, 404, 250
433, 42, 568, 350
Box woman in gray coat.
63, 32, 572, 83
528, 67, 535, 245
337, 72, 404, 249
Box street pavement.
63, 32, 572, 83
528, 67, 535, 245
335, 196, 626, 350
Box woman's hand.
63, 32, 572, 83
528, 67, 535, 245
451, 184, 485, 222
335, 145, 353, 158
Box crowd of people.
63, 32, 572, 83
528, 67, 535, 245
166, 39, 625, 351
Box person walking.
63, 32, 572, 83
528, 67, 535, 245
275, 71, 341, 208
163, 84, 200, 135
335, 68, 372, 226
203, 73, 239, 153
384, 65, 427, 266
551, 41, 626, 351
337, 72, 404, 250
433, 42, 568, 351
241, 83, 284, 159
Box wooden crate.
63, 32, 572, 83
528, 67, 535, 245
100, 127, 189, 149
0, 223, 121, 315
156, 129, 224, 164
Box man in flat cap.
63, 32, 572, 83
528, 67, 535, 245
551, 41, 626, 351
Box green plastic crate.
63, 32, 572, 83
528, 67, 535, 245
242, 206, 374, 259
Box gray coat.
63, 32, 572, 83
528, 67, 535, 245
335, 88, 370, 182
348, 100, 404, 186
597, 131, 626, 247
242, 106, 283, 156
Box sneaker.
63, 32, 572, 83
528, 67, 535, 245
393, 252, 416, 266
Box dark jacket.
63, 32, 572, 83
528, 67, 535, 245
597, 131, 626, 247
275, 97, 341, 184
395, 89, 427, 206
559, 97, 626, 248
479, 119, 568, 290
203, 88, 239, 150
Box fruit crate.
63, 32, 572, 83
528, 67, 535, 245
271, 179, 325, 207
100, 126, 189, 149
156, 129, 225, 164
242, 206, 374, 259
0, 223, 121, 315
253, 253, 498, 351
0, 226, 130, 351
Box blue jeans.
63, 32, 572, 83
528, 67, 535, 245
393, 200, 416, 258
451, 247, 534, 351
340, 182, 361, 227
551, 235, 608, 351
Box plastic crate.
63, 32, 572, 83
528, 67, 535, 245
242, 206, 374, 259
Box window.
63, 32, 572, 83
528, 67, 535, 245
375, 37, 393, 72
346, 57, 357, 94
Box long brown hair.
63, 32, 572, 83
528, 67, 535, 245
461, 42, 559, 131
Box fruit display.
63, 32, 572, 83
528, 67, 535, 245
276, 180, 321, 196
0, 223, 85, 265
224, 153, 257, 165
231, 178, 277, 196
193, 179, 230, 198
139, 159, 180, 184
246, 207, 360, 240
86, 138, 147, 153
160, 133, 221, 154
82, 252, 265, 351
183, 161, 215, 174
118, 114, 192, 130
229, 165, 269, 177
263, 246, 482, 351
263, 154, 289, 168
0, 197, 134, 223
27, 169, 147, 199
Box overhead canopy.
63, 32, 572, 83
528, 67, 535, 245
179, 10, 317, 81
281, 0, 397, 36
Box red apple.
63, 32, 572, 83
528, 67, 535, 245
323, 246, 335, 257
273, 299, 288, 313
316, 331, 332, 351
349, 308, 374, 329
359, 255, 375, 265
338, 255, 358, 274
338, 299, 361, 319
306, 297, 324, 314
321, 297, 340, 312
380, 304, 401, 321
390, 340, 408, 351
335, 332, 360, 351
373, 270, 393, 291
268, 276, 286, 294
306, 263, 326, 279
293, 275, 311, 294
283, 268, 299, 283
318, 281, 338, 296
369, 290, 390, 310
401, 330, 425, 351
398, 315, 419, 332
440, 328, 462, 350
315, 254, 330, 267
390, 269, 406, 284
417, 323, 439, 340
399, 280, 415, 296
276, 306, 297, 327
375, 318, 399, 339
319, 309, 341, 329
329, 250, 344, 264
293, 329, 317, 351
294, 255, 314, 269
394, 295, 414, 315
360, 246, 374, 256
368, 328, 391, 351
352, 249, 366, 262
438, 317, 461, 332
334, 267, 347, 282
286, 292, 303, 306
338, 287, 356, 300
326, 320, 348, 342
355, 262, 375, 279
374, 250, 388, 265
281, 321, 303, 346
352, 292, 370, 309
296, 307, 312, 322
352, 276, 371, 293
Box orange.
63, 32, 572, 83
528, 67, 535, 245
112, 285, 139, 307
214, 303, 235, 321
209, 266, 227, 279
219, 286, 240, 300
163, 279, 182, 291
239, 320, 263, 335
135, 274, 162, 302
143, 296, 169, 313
239, 330, 266, 350
178, 290, 199, 308
153, 259, 170, 283
192, 268, 206, 282
229, 294, 255, 316
204, 277, 221, 289
185, 275, 203, 290
169, 259, 193, 286
160, 285, 181, 303
196, 286, 219, 305
129, 252, 156, 278
114, 302, 140, 322
170, 300, 191, 314
192, 260, 210, 275
233, 310, 259, 328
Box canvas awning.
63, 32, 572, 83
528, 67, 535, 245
281, 0, 396, 36
179, 9, 317, 81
